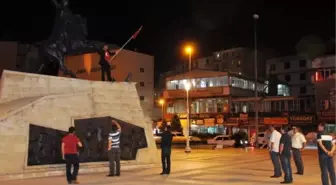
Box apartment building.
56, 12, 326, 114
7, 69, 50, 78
266, 54, 314, 97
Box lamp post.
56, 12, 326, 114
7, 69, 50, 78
159, 99, 165, 120
184, 45, 193, 153
184, 81, 191, 153
185, 46, 193, 72
253, 13, 259, 147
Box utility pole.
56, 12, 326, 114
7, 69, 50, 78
253, 14, 259, 147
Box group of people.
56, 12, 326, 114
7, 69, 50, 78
268, 123, 335, 185
61, 120, 122, 184
61, 120, 335, 185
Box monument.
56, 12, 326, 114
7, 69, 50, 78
0, 0, 157, 180
0, 70, 158, 180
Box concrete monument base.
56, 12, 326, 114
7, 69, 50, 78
0, 70, 158, 180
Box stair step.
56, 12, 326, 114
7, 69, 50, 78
0, 162, 155, 181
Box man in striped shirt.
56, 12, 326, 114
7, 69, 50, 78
317, 122, 335, 185
107, 120, 121, 177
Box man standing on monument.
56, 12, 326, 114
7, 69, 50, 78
62, 126, 83, 184
98, 44, 118, 82
107, 120, 122, 177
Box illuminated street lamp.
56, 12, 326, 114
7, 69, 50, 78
184, 81, 191, 153
184, 46, 193, 72
159, 99, 165, 119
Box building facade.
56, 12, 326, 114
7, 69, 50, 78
162, 70, 285, 136
312, 55, 336, 82
160, 69, 320, 137
266, 54, 314, 97
159, 47, 272, 90
312, 55, 336, 133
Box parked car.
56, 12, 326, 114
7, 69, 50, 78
154, 132, 202, 144
207, 135, 235, 147
257, 132, 268, 146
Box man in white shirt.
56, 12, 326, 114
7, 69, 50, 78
268, 125, 282, 178
291, 126, 306, 175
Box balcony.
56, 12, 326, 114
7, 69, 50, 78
163, 86, 230, 99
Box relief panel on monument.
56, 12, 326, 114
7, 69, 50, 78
27, 117, 148, 166
74, 116, 148, 161
27, 124, 67, 166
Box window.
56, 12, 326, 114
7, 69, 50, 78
300, 87, 306, 94
140, 68, 144, 72
300, 73, 306, 80
216, 137, 223, 141
284, 62, 290, 69
237, 61, 241, 68
270, 64, 276, 71
223, 137, 230, 140
299, 60, 306, 67
140, 82, 145, 87
285, 75, 291, 82
139, 96, 145, 101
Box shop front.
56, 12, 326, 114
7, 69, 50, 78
164, 113, 229, 136
318, 111, 336, 133
289, 114, 316, 134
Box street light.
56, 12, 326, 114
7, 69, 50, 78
253, 13, 259, 147
184, 46, 193, 72
159, 99, 165, 119
184, 81, 191, 153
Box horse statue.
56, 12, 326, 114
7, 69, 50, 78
37, 0, 99, 78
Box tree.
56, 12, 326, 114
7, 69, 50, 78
158, 119, 168, 132
295, 35, 326, 59
170, 114, 183, 133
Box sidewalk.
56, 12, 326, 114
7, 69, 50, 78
2, 148, 330, 185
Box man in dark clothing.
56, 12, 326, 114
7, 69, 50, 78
98, 45, 118, 81
317, 123, 335, 185
62, 126, 83, 184
107, 120, 121, 177
279, 126, 293, 184
160, 125, 173, 175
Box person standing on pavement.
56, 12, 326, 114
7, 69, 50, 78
160, 125, 173, 175
107, 120, 122, 177
317, 122, 335, 185
291, 126, 306, 175
279, 126, 293, 184
62, 126, 83, 184
268, 125, 282, 178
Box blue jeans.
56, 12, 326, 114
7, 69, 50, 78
319, 153, 335, 185
270, 151, 282, 176
280, 155, 293, 182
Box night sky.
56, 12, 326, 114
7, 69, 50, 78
1, 0, 335, 84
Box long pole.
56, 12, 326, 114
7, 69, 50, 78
161, 104, 164, 119
253, 14, 259, 147
185, 52, 192, 153
108, 37, 133, 62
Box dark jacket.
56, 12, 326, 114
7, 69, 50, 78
98, 50, 116, 66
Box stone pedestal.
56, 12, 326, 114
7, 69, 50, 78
0, 70, 158, 177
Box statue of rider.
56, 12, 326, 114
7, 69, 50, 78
50, 0, 74, 50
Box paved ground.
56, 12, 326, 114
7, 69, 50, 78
4, 148, 330, 185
